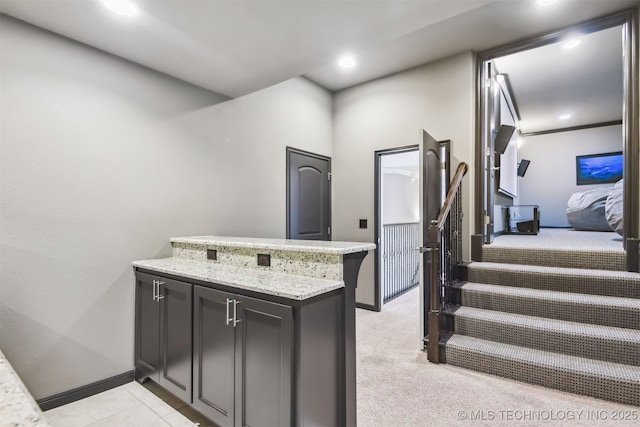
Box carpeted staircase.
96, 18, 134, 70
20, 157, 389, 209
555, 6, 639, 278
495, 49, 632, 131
445, 244, 640, 406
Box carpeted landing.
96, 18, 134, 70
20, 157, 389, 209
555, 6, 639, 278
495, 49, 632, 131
356, 288, 638, 427
446, 229, 640, 407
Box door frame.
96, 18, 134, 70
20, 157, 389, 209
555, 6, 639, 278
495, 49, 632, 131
286, 146, 332, 240
473, 9, 639, 271
372, 145, 419, 312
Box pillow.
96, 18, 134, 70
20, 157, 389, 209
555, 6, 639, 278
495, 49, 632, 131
566, 187, 613, 231
605, 179, 623, 236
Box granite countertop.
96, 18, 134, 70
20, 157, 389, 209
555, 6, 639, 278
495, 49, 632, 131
0, 350, 49, 427
133, 258, 344, 300
169, 236, 376, 255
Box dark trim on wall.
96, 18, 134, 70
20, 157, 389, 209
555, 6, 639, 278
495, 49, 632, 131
478, 10, 636, 61
471, 234, 483, 262
37, 371, 134, 411
355, 302, 377, 311
623, 10, 640, 258
373, 145, 419, 313
522, 120, 623, 137
626, 238, 640, 272
474, 55, 485, 238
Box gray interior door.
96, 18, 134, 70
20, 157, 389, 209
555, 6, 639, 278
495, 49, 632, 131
287, 147, 331, 240
418, 130, 448, 342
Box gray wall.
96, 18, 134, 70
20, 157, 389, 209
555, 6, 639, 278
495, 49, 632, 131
518, 125, 622, 227
332, 53, 476, 307
0, 16, 332, 399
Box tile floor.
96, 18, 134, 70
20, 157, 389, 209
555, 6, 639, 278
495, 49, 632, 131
44, 381, 212, 427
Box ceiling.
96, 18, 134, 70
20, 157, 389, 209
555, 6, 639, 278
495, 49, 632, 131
494, 25, 624, 134
0, 0, 637, 133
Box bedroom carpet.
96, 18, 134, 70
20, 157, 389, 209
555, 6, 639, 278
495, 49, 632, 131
492, 228, 624, 251
485, 228, 625, 271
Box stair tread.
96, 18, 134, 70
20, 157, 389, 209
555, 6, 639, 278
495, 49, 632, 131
484, 245, 624, 254
467, 262, 640, 281
446, 335, 640, 380
460, 282, 640, 308
454, 306, 640, 341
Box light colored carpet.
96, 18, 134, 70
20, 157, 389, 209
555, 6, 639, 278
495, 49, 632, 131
492, 228, 624, 251
356, 287, 638, 427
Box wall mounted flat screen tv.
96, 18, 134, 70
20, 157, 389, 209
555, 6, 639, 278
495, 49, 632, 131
576, 151, 623, 185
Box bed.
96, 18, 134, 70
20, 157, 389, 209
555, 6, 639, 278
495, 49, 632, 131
566, 180, 623, 234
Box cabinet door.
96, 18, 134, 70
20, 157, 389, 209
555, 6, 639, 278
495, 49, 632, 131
134, 272, 160, 380
235, 295, 293, 427
193, 286, 236, 427
158, 277, 193, 404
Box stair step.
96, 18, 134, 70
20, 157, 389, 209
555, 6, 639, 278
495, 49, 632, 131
459, 282, 640, 330
465, 262, 640, 298
453, 306, 640, 366
445, 335, 640, 406
482, 245, 625, 271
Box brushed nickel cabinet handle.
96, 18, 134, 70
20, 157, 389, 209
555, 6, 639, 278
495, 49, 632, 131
156, 281, 165, 301
225, 298, 233, 325
233, 300, 242, 327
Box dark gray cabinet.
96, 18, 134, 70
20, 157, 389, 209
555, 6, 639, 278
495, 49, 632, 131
134, 266, 351, 426
193, 285, 292, 427
134, 271, 192, 404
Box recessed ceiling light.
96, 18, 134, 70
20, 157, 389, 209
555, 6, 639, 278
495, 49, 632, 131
538, 0, 559, 6
101, 0, 140, 17
562, 38, 582, 49
337, 54, 357, 70
558, 113, 572, 120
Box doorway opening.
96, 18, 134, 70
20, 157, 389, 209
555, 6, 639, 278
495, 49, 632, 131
474, 10, 638, 270
374, 146, 420, 311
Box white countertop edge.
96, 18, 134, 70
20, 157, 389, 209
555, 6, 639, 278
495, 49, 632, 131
169, 236, 376, 254
133, 258, 344, 301
0, 350, 50, 427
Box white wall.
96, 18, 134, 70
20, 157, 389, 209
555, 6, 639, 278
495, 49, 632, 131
381, 152, 419, 225
518, 125, 622, 227
333, 53, 476, 307
0, 16, 332, 399
382, 172, 419, 224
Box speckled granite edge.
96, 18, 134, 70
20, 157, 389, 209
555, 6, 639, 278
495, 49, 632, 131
169, 235, 376, 255
0, 350, 49, 427
173, 243, 343, 280
133, 258, 344, 300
